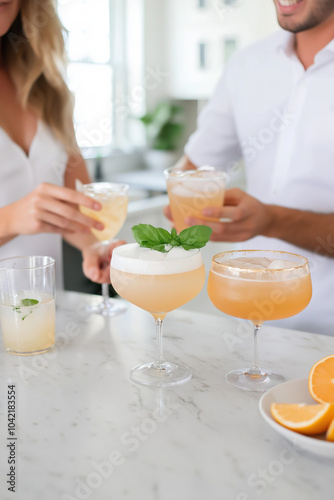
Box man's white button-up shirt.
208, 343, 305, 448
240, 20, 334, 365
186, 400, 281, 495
185, 30, 334, 335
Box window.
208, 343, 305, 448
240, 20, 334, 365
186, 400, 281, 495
198, 42, 207, 70
224, 38, 238, 63
57, 0, 142, 153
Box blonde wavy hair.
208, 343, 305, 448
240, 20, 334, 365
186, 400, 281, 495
1, 0, 77, 151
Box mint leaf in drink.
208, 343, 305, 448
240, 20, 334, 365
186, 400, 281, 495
22, 312, 33, 321
131, 224, 212, 252
12, 298, 39, 319
178, 226, 212, 250
21, 299, 39, 307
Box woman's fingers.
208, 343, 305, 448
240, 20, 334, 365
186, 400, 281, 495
38, 197, 104, 231
39, 183, 102, 210
37, 209, 91, 234
82, 240, 126, 284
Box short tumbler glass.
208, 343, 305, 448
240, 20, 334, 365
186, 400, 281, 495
0, 256, 56, 355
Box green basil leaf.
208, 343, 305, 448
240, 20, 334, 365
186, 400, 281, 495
151, 244, 170, 253
132, 224, 172, 248
171, 228, 178, 239
131, 224, 211, 252
178, 225, 212, 249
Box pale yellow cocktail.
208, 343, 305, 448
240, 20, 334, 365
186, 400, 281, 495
164, 167, 226, 232
0, 256, 56, 356
80, 185, 128, 241
0, 293, 55, 354
79, 182, 129, 317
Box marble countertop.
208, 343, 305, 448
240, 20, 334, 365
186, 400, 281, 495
1, 291, 334, 500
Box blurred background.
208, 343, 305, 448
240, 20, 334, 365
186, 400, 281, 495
59, 0, 279, 311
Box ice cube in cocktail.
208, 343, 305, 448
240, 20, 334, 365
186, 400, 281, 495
164, 167, 226, 232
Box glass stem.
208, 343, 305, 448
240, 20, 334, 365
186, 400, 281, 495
101, 283, 109, 305
248, 323, 263, 376
155, 317, 166, 369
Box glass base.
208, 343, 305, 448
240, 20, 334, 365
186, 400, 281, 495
85, 298, 126, 317
130, 361, 192, 388
6, 344, 55, 356
225, 368, 285, 393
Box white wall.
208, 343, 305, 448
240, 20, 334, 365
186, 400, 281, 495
164, 0, 279, 99
140, 0, 280, 159
143, 0, 169, 110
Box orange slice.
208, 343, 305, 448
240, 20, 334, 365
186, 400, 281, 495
326, 418, 334, 441
271, 403, 334, 435
309, 354, 334, 404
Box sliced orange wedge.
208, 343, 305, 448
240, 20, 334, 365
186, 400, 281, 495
326, 418, 334, 441
309, 354, 334, 404
271, 403, 334, 435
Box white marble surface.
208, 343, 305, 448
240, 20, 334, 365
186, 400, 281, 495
1, 291, 334, 500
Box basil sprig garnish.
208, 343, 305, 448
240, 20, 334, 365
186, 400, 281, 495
132, 224, 212, 253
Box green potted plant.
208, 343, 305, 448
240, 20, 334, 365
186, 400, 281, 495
139, 101, 184, 170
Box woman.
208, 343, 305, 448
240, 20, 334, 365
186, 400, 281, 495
0, 0, 118, 288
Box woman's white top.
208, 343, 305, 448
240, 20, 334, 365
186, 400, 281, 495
0, 121, 68, 289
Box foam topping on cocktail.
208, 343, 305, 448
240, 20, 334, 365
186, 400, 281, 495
111, 243, 203, 275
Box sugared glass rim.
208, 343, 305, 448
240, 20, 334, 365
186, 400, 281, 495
82, 182, 129, 194
163, 165, 226, 182
0, 256, 55, 271
211, 249, 309, 272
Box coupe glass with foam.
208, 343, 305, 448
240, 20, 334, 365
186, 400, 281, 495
207, 250, 312, 392
110, 243, 206, 387
164, 166, 226, 233
80, 182, 129, 316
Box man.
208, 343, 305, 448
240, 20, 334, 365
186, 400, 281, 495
170, 0, 334, 335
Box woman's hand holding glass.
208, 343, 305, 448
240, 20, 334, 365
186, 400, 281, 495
79, 182, 129, 316
4, 182, 104, 236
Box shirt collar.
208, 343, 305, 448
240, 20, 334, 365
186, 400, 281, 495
275, 30, 296, 56
275, 28, 334, 61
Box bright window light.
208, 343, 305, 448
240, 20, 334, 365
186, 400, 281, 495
58, 0, 133, 151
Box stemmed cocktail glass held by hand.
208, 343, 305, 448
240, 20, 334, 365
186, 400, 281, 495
207, 250, 312, 392
110, 224, 211, 387
80, 182, 129, 316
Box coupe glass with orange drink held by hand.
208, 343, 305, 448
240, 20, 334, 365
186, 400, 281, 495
207, 250, 312, 392
110, 224, 211, 387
